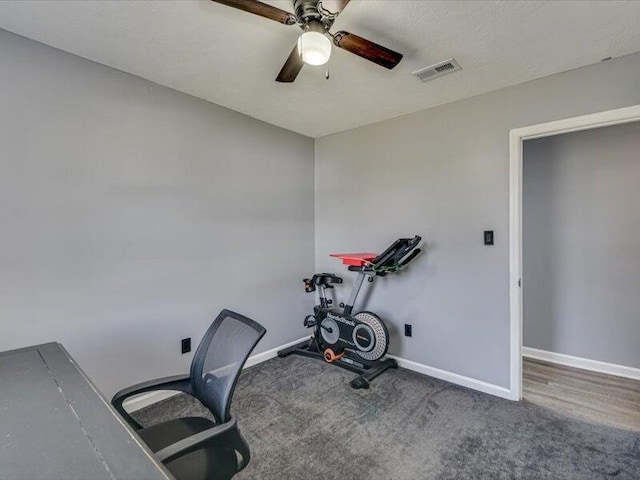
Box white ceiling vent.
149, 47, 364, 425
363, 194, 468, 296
412, 58, 461, 82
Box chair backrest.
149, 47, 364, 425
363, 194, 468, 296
190, 309, 266, 423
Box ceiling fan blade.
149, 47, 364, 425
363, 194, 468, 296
333, 31, 403, 70
276, 43, 304, 83
336, 0, 351, 13
211, 0, 296, 25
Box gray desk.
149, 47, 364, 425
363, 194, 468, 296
0, 343, 173, 480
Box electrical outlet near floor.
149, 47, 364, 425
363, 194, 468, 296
404, 324, 413, 337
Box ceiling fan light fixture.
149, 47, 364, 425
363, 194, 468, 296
298, 30, 332, 66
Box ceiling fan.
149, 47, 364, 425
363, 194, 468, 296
211, 0, 403, 82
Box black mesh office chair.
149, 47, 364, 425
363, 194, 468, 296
112, 310, 266, 480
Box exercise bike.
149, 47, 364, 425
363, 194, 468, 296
278, 236, 422, 389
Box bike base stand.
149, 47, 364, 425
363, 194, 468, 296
278, 337, 399, 390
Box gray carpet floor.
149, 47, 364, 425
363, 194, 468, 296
134, 355, 640, 479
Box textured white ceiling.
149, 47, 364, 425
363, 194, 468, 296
1, 1, 639, 137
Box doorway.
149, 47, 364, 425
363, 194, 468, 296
508, 105, 640, 411
520, 121, 640, 429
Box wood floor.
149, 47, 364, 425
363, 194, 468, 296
523, 357, 640, 431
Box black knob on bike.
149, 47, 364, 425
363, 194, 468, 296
303, 315, 317, 328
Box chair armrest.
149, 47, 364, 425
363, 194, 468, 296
155, 417, 250, 472
111, 374, 192, 430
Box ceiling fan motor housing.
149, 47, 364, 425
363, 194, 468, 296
294, 0, 324, 27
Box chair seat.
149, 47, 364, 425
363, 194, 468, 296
139, 417, 238, 480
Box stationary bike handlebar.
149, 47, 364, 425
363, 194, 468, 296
399, 247, 421, 267
348, 235, 422, 276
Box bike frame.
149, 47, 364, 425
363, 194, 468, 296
316, 270, 371, 315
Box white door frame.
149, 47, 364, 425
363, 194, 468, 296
508, 104, 640, 401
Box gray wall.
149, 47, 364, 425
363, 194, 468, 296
0, 30, 315, 397
315, 52, 640, 388
523, 122, 640, 368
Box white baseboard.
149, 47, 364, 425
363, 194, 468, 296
523, 347, 640, 381
243, 336, 308, 369
388, 355, 513, 400
125, 336, 309, 412
123, 390, 181, 412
